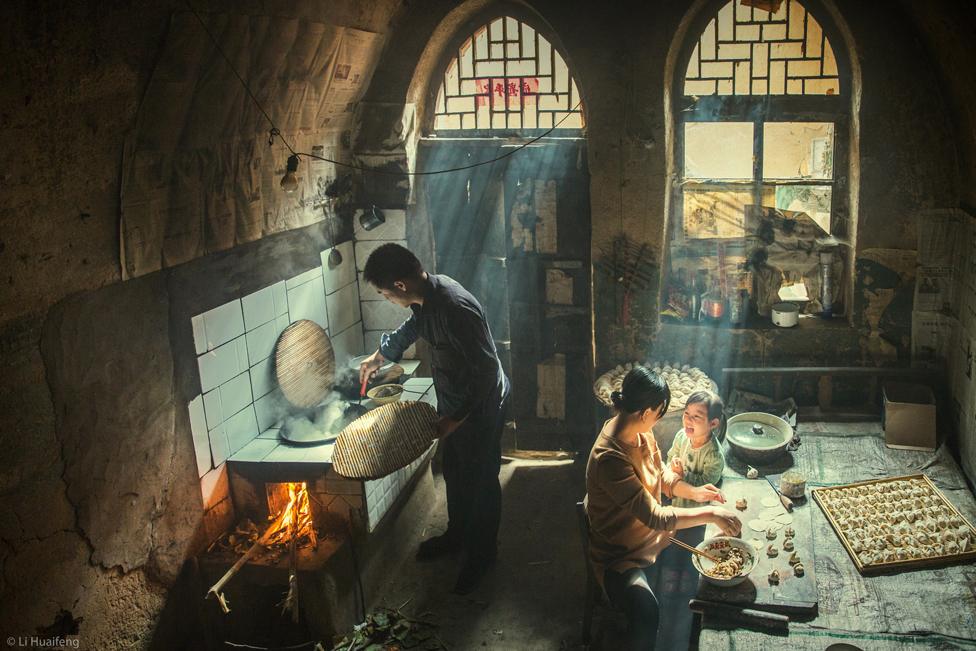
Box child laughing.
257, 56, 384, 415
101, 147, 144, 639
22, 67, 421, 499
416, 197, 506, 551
666, 390, 726, 508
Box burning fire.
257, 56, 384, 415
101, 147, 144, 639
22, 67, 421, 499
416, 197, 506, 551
265, 482, 317, 551
206, 482, 320, 615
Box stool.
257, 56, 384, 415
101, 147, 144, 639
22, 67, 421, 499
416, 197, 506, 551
577, 500, 624, 645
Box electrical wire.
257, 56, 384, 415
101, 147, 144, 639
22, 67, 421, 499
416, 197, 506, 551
183, 0, 584, 177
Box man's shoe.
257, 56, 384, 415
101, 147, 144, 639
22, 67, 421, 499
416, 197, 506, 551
452, 556, 495, 595
415, 533, 461, 561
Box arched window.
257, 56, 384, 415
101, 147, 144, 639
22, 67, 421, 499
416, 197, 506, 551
671, 0, 850, 317
432, 16, 584, 132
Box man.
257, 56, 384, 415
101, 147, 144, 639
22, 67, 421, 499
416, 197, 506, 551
359, 243, 510, 594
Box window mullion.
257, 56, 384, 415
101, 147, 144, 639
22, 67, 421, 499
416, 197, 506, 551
754, 115, 764, 226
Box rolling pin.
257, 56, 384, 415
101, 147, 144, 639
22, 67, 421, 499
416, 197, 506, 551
688, 599, 790, 631
765, 475, 793, 512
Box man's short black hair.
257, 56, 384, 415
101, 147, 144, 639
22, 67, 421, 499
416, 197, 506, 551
363, 243, 424, 289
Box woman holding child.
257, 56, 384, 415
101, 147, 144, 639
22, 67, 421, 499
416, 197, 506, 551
584, 367, 741, 650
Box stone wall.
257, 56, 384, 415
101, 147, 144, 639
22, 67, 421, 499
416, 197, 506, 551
1, 0, 975, 647
0, 0, 399, 647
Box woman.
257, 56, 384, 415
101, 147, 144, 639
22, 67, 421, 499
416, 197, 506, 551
585, 367, 742, 649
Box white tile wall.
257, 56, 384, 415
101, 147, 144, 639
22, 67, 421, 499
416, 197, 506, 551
327, 282, 361, 335
331, 322, 365, 364
224, 405, 259, 455
263, 444, 312, 462
241, 281, 288, 331
304, 442, 334, 463
403, 377, 434, 392
245, 315, 290, 364
257, 427, 280, 440
353, 209, 406, 241
200, 463, 229, 510
202, 371, 253, 431
188, 396, 211, 477
254, 388, 286, 432
230, 438, 279, 462
399, 359, 422, 375
287, 274, 328, 330
362, 300, 412, 331
358, 272, 383, 301
355, 240, 407, 271
366, 445, 434, 531
192, 300, 245, 354
249, 356, 276, 400
188, 252, 368, 488
198, 336, 249, 393
286, 267, 323, 289
209, 424, 231, 467
322, 241, 357, 294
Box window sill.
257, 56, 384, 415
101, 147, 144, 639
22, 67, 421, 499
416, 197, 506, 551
660, 313, 851, 332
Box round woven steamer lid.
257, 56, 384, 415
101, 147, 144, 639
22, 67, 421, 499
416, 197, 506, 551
332, 401, 439, 479
275, 320, 336, 409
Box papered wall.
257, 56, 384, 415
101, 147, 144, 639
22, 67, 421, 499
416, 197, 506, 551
121, 13, 384, 279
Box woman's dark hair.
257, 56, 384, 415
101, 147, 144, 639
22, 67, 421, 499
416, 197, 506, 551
684, 389, 724, 424
610, 367, 671, 417
363, 243, 424, 289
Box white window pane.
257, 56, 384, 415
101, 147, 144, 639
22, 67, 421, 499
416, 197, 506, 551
684, 122, 754, 179
763, 122, 834, 179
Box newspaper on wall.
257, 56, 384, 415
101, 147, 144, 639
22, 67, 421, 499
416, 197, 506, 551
911, 209, 968, 364
120, 12, 384, 280
914, 265, 954, 313
911, 310, 957, 363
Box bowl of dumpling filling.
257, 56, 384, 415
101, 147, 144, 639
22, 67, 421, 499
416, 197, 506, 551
692, 536, 757, 587
366, 383, 405, 405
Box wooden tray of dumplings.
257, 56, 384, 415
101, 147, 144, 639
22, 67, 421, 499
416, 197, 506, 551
812, 474, 976, 575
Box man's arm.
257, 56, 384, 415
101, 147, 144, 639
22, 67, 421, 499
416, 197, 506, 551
378, 313, 419, 363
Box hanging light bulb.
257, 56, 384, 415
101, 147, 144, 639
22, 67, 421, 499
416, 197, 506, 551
280, 154, 300, 193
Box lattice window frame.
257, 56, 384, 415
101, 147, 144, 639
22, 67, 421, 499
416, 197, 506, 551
430, 15, 585, 135
668, 0, 852, 316
683, 0, 842, 97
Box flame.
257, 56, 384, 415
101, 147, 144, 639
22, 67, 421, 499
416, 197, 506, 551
265, 482, 317, 550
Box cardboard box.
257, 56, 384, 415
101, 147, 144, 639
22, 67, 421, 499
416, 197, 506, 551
883, 382, 937, 451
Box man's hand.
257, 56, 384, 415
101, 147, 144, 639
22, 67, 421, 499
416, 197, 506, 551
692, 483, 725, 504
670, 457, 685, 478
709, 507, 742, 537
434, 416, 463, 440
359, 349, 386, 385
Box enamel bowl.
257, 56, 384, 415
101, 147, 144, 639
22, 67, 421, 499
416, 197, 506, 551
692, 536, 757, 587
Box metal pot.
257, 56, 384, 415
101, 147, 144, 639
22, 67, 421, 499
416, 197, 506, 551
725, 412, 794, 464
701, 294, 725, 320
771, 302, 799, 327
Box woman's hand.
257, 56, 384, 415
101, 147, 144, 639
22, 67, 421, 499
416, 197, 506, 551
710, 507, 742, 537
692, 483, 725, 504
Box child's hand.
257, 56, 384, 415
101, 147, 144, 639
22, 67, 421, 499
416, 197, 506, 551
670, 457, 685, 478
693, 483, 725, 504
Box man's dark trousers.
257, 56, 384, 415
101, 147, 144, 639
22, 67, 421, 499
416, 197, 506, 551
441, 385, 508, 563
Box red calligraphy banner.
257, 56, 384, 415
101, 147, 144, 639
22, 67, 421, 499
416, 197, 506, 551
474, 77, 540, 106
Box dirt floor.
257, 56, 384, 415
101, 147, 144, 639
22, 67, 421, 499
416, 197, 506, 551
364, 456, 700, 650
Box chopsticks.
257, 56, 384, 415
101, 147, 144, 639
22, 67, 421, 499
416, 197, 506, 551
359, 376, 369, 405
669, 536, 722, 564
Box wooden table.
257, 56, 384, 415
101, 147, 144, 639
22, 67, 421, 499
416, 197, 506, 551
696, 476, 818, 618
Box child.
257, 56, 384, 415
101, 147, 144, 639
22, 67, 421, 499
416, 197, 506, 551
667, 390, 726, 508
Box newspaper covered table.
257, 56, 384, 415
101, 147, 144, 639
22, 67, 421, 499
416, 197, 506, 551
699, 423, 976, 650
